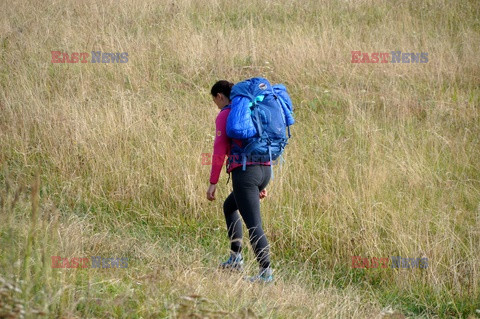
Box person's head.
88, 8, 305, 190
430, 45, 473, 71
211, 80, 233, 109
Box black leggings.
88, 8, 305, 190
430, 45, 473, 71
223, 164, 272, 268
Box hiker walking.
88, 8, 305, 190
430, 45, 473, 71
206, 80, 273, 282
206, 78, 294, 282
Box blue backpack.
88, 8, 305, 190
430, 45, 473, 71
225, 77, 294, 178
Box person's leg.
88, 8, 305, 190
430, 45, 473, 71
223, 191, 243, 253
232, 165, 271, 269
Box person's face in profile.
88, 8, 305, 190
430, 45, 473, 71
212, 93, 229, 109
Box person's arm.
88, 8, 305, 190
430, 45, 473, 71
207, 109, 230, 200
209, 109, 230, 184
259, 189, 268, 199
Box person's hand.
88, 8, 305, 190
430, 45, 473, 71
259, 189, 268, 199
207, 184, 217, 201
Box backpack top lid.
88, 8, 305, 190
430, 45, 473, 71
230, 77, 273, 101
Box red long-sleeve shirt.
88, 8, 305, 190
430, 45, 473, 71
209, 107, 270, 184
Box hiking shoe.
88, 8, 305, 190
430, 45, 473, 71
219, 252, 244, 271
246, 267, 274, 283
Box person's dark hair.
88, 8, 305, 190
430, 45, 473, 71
211, 80, 234, 99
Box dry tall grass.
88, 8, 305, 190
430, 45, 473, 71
1, 0, 479, 317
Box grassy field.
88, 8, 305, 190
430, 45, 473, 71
1, 0, 479, 317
